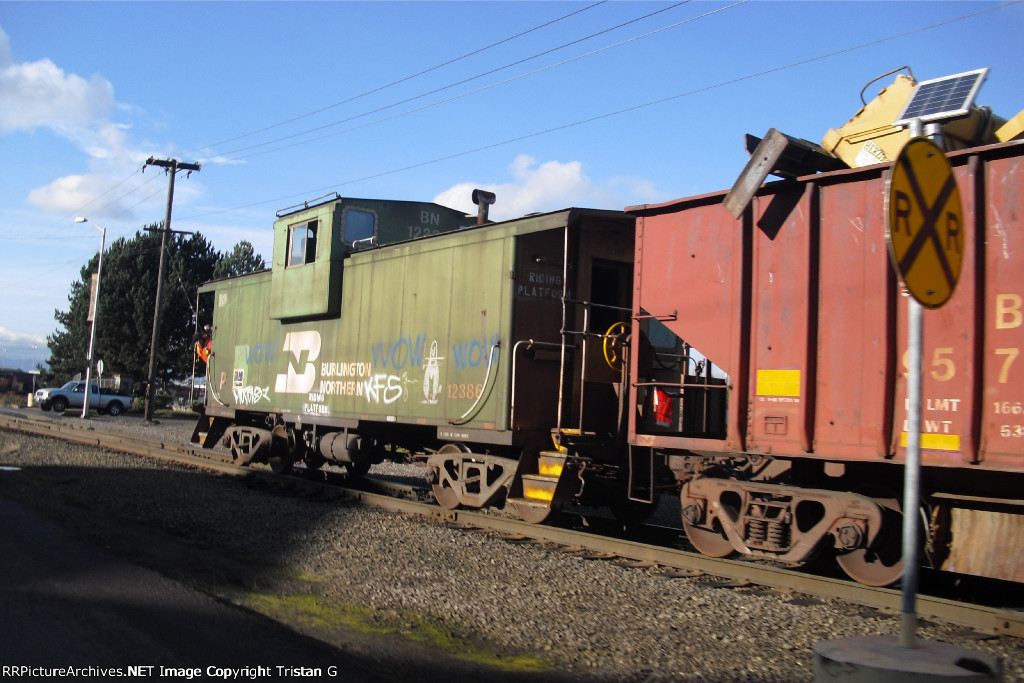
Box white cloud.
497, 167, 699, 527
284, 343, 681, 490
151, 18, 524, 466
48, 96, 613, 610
0, 326, 46, 347
433, 155, 663, 221
0, 25, 159, 217
26, 172, 136, 215
0, 326, 49, 371
0, 26, 114, 135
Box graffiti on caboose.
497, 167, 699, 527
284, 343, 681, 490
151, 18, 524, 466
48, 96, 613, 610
314, 357, 408, 406
451, 333, 500, 370
230, 363, 270, 406
371, 334, 429, 370
234, 384, 271, 405
245, 342, 276, 364
364, 373, 408, 404
368, 333, 499, 373
423, 340, 444, 404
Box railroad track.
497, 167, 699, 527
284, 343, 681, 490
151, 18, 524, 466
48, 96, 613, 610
2, 411, 1022, 638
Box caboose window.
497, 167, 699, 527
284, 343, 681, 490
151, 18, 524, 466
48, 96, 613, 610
288, 220, 318, 266
343, 208, 376, 245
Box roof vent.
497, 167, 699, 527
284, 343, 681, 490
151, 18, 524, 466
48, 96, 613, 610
472, 189, 497, 225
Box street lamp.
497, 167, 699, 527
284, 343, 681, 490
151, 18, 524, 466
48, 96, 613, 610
75, 217, 106, 418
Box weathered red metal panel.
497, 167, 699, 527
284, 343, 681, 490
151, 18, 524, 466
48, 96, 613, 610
979, 148, 1024, 469
634, 197, 745, 376
632, 194, 748, 453
747, 184, 815, 456
890, 157, 981, 467
813, 171, 897, 460
629, 141, 1024, 473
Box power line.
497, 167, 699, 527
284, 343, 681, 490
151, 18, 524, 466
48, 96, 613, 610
29, 166, 140, 237
211, 1, 732, 164
31, 2, 691, 240
183, 1, 1013, 222
28, 4, 616, 240
202, 2, 693, 163
186, 1, 611, 156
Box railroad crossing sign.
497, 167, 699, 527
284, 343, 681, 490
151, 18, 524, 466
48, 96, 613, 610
886, 136, 964, 309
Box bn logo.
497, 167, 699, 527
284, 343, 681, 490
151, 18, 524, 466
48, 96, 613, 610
276, 330, 321, 394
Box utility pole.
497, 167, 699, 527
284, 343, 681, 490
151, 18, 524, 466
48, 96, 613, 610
143, 157, 200, 422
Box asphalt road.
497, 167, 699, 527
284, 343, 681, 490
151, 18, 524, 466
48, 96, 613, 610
0, 492, 377, 680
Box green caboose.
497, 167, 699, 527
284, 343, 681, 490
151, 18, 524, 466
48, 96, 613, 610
195, 192, 635, 522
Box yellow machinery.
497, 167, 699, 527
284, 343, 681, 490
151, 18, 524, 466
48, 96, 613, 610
725, 66, 1023, 218
821, 68, 1019, 168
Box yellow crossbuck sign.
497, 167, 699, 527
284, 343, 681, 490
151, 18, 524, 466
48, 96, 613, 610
886, 136, 964, 309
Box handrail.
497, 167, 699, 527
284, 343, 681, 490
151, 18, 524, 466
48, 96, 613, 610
510, 339, 561, 429
633, 380, 729, 390
205, 352, 228, 407
449, 342, 500, 425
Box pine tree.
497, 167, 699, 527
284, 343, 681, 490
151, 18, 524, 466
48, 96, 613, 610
42, 227, 264, 393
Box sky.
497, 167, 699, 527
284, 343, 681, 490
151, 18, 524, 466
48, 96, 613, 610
1, 0, 1022, 371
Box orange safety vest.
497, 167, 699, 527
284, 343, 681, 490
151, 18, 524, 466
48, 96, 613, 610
195, 340, 211, 362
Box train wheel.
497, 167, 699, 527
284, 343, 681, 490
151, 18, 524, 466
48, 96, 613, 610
683, 518, 735, 558
433, 483, 461, 510
268, 450, 292, 475
681, 480, 736, 558
836, 493, 904, 587
430, 444, 470, 510
302, 452, 325, 470
268, 426, 293, 475
268, 452, 292, 474
344, 460, 371, 480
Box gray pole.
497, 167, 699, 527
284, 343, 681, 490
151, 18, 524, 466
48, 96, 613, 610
77, 218, 106, 418
141, 157, 200, 422
900, 296, 923, 648
145, 160, 176, 422
901, 117, 946, 651
898, 117, 932, 650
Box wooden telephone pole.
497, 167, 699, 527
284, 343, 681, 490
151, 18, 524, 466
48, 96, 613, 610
143, 157, 200, 422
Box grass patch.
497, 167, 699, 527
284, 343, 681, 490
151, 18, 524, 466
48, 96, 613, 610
240, 593, 551, 674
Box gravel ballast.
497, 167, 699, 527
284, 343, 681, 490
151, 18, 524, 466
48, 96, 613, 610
1, 411, 1021, 681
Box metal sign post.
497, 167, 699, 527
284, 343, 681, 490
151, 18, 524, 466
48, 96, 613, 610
813, 68, 993, 679
886, 123, 964, 649
901, 297, 923, 648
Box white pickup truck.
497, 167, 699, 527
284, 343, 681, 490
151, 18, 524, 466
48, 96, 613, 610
34, 381, 129, 416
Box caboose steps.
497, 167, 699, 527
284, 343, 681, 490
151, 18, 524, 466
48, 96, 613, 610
505, 450, 571, 524
506, 496, 557, 524
520, 473, 559, 502
537, 451, 566, 477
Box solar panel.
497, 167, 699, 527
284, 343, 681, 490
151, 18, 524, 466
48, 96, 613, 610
895, 68, 988, 126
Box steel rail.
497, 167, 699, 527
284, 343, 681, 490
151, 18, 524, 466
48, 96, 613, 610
1, 412, 1021, 637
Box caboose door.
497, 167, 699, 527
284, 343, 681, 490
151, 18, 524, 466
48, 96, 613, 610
570, 225, 635, 438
